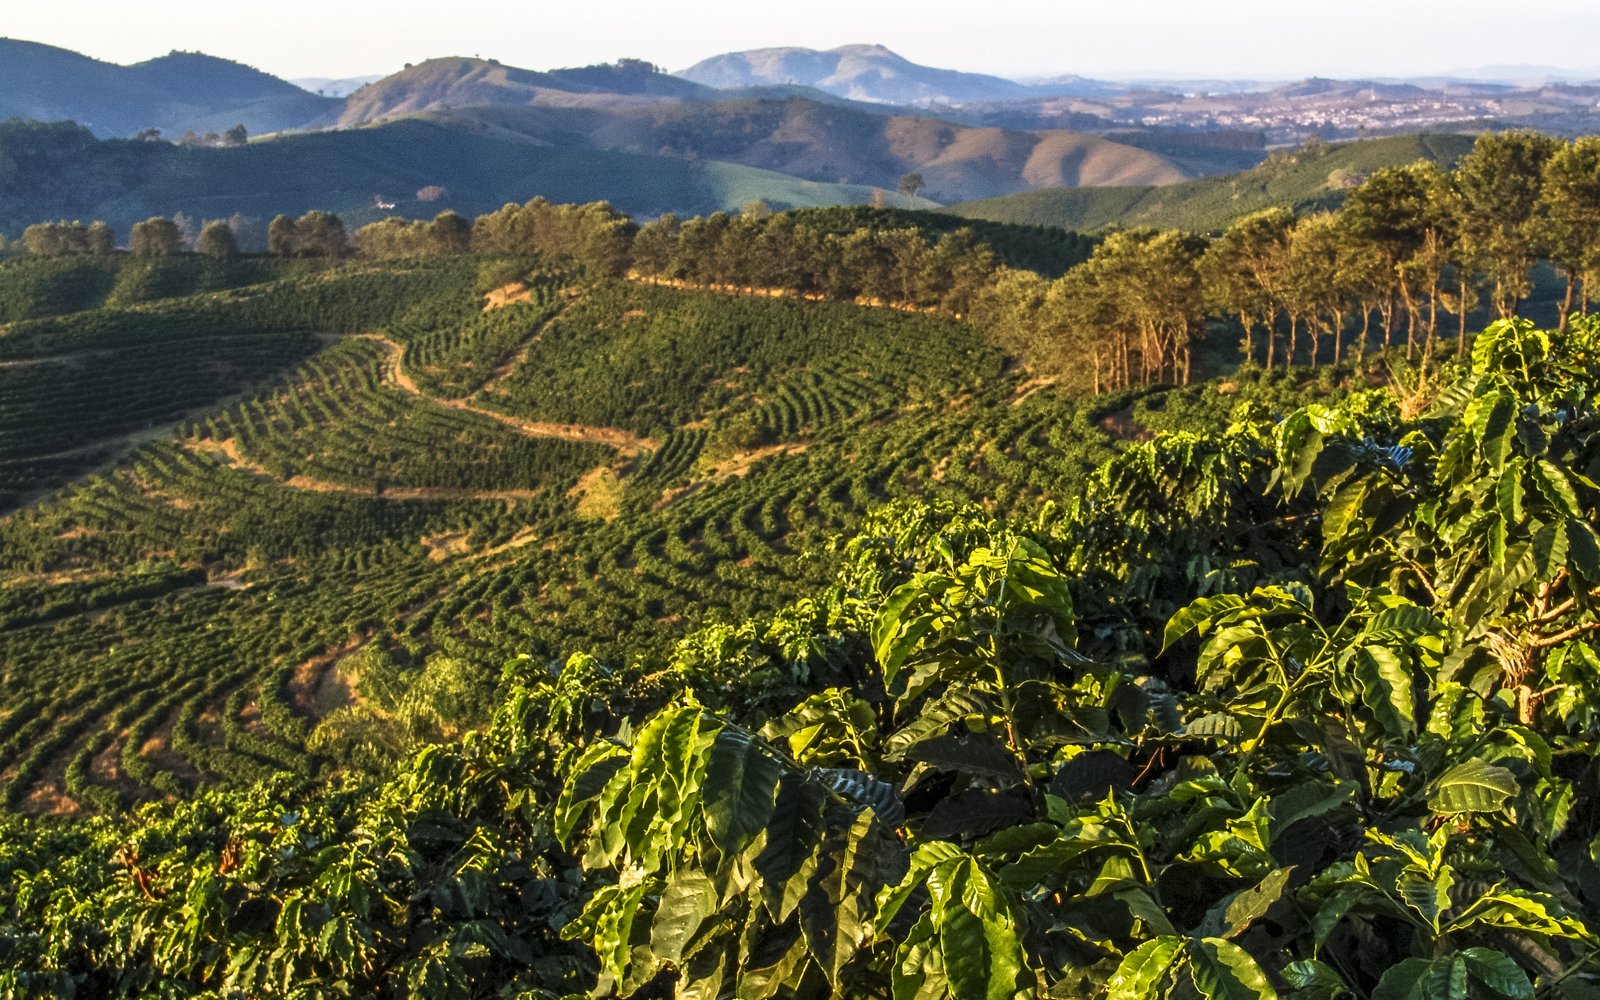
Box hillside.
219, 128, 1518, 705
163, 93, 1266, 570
417, 98, 1196, 202
0, 39, 1215, 230
949, 132, 1478, 231
336, 57, 716, 124
0, 37, 336, 137
0, 118, 891, 235
0, 254, 1113, 800
0, 100, 1200, 236
2, 249, 1594, 1000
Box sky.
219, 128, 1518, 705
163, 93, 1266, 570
8, 0, 1600, 82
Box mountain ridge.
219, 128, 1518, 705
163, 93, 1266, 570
0, 37, 337, 137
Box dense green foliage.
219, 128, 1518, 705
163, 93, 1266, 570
1, 316, 1597, 998
5, 177, 1599, 998
0, 249, 1145, 825
0, 254, 329, 322
0, 256, 484, 509
481, 281, 1003, 438
784, 206, 1098, 278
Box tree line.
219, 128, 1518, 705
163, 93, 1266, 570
980, 131, 1600, 390
15, 131, 1600, 390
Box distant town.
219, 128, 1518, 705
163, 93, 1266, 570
986, 79, 1600, 144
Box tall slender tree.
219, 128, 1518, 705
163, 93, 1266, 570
1341, 164, 1431, 358
1530, 136, 1600, 330
1198, 209, 1293, 369
1454, 130, 1559, 320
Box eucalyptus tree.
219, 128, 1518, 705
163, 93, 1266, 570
1333, 214, 1389, 362
267, 214, 295, 256
1283, 212, 1347, 368
196, 220, 238, 259
921, 228, 996, 315
1400, 160, 1469, 367
129, 217, 183, 257
1199, 208, 1294, 369
1416, 161, 1477, 356
293, 211, 348, 259
1531, 136, 1600, 330
86, 220, 114, 255
1455, 130, 1559, 320
1341, 164, 1432, 358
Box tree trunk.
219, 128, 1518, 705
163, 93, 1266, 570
1495, 268, 1521, 320
1400, 280, 1418, 362
1424, 292, 1438, 377
1427, 281, 1440, 350
1559, 271, 1576, 333
1457, 277, 1469, 358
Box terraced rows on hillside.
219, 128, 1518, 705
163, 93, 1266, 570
0, 254, 1176, 811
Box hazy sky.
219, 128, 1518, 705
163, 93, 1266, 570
8, 0, 1600, 81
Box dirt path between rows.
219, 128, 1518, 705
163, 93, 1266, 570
0, 351, 113, 370
187, 438, 545, 502
356, 333, 658, 456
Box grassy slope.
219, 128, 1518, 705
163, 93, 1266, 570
949, 133, 1477, 232
0, 118, 885, 234
367, 99, 1197, 203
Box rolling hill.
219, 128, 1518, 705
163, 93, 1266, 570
335, 56, 718, 124
0, 38, 1204, 228
677, 43, 1037, 104
948, 132, 1478, 232
0, 92, 1199, 238
0, 38, 337, 138
0, 118, 897, 235
415, 98, 1195, 202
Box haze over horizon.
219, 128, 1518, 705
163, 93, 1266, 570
9, 0, 1600, 84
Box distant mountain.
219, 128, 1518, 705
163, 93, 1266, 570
125, 51, 308, 103
677, 44, 1035, 105
1442, 63, 1600, 83
1007, 74, 1128, 99
336, 57, 716, 125
415, 97, 1195, 202
292, 75, 384, 98
1265, 77, 1429, 100
949, 133, 1476, 233
0, 38, 337, 137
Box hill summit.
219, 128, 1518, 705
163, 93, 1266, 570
676, 43, 1033, 104
0, 37, 337, 137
